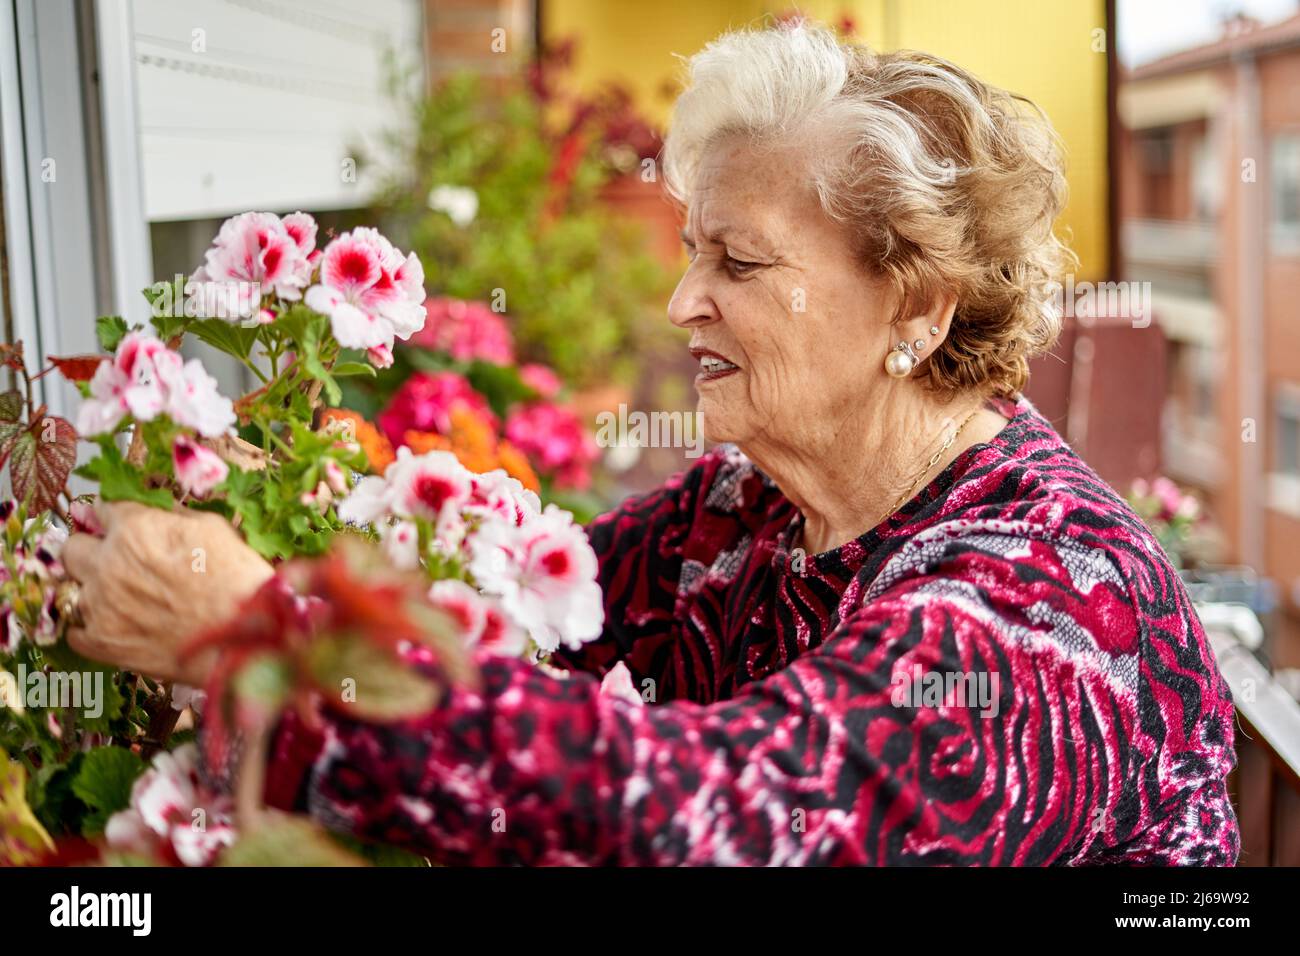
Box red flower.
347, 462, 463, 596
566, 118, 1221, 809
504, 401, 598, 491
377, 371, 497, 449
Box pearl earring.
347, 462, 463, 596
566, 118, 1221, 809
885, 340, 919, 378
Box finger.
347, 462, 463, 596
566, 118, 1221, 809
65, 626, 107, 666
94, 499, 155, 533
61, 533, 104, 581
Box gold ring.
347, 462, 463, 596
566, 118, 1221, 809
56, 580, 84, 628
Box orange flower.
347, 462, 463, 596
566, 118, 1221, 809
321, 408, 395, 475
445, 405, 499, 474
497, 439, 541, 493
401, 408, 540, 492
402, 430, 451, 455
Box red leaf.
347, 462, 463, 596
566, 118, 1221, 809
8, 416, 77, 514
47, 354, 106, 383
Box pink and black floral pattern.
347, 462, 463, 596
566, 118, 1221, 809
244, 396, 1239, 865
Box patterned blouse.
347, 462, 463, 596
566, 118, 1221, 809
259, 395, 1241, 865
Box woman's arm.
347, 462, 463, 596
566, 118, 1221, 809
257, 531, 1239, 865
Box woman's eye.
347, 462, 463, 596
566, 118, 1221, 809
725, 256, 760, 277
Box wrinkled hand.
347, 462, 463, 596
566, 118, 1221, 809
62, 502, 275, 686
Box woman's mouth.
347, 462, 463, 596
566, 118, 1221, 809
690, 348, 741, 382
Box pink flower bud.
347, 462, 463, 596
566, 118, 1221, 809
324, 460, 349, 494
172, 435, 229, 498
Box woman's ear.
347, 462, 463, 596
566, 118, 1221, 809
919, 291, 958, 346
892, 292, 956, 358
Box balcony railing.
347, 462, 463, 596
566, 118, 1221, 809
1202, 608, 1300, 866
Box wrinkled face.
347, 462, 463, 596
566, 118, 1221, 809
669, 135, 897, 452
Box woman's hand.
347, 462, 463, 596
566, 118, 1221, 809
61, 502, 275, 686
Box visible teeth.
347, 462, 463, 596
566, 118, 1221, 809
699, 356, 737, 372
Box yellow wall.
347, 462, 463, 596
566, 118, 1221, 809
543, 0, 1109, 278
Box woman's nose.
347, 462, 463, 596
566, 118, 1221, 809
667, 264, 721, 329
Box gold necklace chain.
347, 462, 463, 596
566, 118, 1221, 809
796, 409, 981, 555
883, 409, 980, 520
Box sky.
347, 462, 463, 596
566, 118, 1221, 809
1118, 0, 1300, 66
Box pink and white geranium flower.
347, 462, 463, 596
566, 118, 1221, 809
172, 435, 229, 498
380, 519, 420, 571
428, 580, 527, 657
465, 469, 541, 528
382, 447, 472, 535
190, 211, 318, 318
76, 331, 235, 438
336, 449, 599, 660
600, 662, 644, 706
160, 355, 239, 438
105, 743, 236, 867
338, 447, 475, 545
468, 504, 603, 654
305, 227, 427, 354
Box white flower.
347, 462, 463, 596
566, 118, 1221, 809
428, 579, 527, 657
426, 185, 478, 227
469, 504, 604, 654
465, 469, 541, 528
76, 331, 234, 438
158, 354, 237, 437
76, 332, 170, 436
335, 473, 392, 525
380, 520, 421, 570
189, 211, 318, 318
383, 447, 473, 537
170, 683, 206, 714
304, 227, 426, 352
600, 662, 644, 706
104, 743, 236, 867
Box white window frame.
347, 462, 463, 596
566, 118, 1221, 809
1, 0, 153, 414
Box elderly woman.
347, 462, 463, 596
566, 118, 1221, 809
64, 23, 1238, 865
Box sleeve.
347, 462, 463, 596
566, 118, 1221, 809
261, 531, 1237, 866
549, 448, 732, 679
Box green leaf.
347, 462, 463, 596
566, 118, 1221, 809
8, 417, 77, 514
32, 754, 89, 837
71, 746, 145, 835
150, 313, 188, 343
404, 349, 454, 374
0, 390, 26, 469
0, 390, 24, 422
281, 305, 341, 405
0, 423, 24, 472
331, 832, 430, 867
219, 813, 368, 867
144, 279, 188, 341
95, 315, 130, 353
466, 360, 533, 419
76, 442, 175, 509
37, 643, 129, 736
304, 634, 441, 721
231, 655, 292, 716
332, 361, 377, 378
302, 319, 341, 406
188, 318, 261, 361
